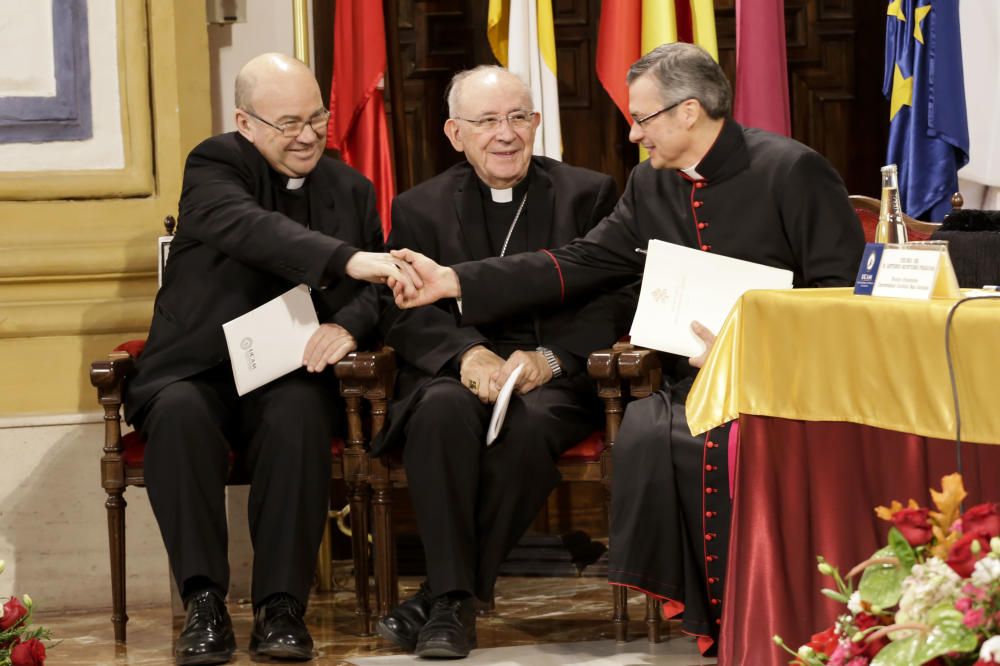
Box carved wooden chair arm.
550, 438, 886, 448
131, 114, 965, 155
617, 347, 663, 399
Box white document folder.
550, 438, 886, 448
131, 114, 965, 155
629, 240, 793, 357
222, 284, 320, 396
486, 363, 525, 447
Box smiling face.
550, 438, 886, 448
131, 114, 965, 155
443, 70, 540, 189
626, 73, 700, 170
234, 56, 327, 178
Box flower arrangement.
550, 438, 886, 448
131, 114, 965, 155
0, 561, 52, 666
774, 473, 1000, 666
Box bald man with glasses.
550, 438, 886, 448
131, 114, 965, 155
125, 53, 418, 665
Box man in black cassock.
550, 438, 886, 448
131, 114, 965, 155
125, 54, 416, 665
372, 65, 637, 659
389, 43, 865, 655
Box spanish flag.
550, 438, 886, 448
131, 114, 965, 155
596, 1, 718, 159
487, 0, 563, 160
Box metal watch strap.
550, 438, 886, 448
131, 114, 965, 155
536, 346, 563, 379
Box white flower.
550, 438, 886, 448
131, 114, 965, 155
895, 557, 962, 628
981, 635, 1000, 662
847, 590, 863, 614
797, 645, 815, 658
971, 554, 1000, 587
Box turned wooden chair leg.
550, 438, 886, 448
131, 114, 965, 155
348, 480, 373, 635
645, 595, 662, 643
106, 490, 128, 643
612, 585, 629, 643
371, 471, 397, 616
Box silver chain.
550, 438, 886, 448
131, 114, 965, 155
499, 191, 530, 257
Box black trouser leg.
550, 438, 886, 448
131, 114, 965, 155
141, 369, 237, 600
402, 378, 487, 597
473, 382, 598, 600
240, 369, 340, 608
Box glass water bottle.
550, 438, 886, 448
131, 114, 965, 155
876, 164, 908, 244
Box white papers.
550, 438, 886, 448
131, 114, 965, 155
629, 239, 793, 357
486, 363, 524, 447
222, 284, 320, 396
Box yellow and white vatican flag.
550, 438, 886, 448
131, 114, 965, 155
488, 0, 562, 160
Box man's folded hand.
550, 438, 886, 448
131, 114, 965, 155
303, 323, 357, 372
492, 350, 552, 395
459, 345, 504, 404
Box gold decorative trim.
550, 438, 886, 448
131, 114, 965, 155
293, 0, 310, 65
0, 0, 154, 200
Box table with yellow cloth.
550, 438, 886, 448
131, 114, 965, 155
685, 288, 1000, 666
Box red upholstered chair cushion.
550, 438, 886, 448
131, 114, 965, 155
120, 430, 345, 468
558, 430, 606, 462
855, 207, 879, 243
854, 207, 931, 242
114, 339, 146, 359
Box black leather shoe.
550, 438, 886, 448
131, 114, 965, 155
414, 595, 477, 659
376, 581, 434, 651
248, 594, 313, 661
175, 589, 235, 665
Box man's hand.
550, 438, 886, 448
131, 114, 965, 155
688, 320, 717, 369
303, 323, 357, 373
492, 350, 553, 395
345, 251, 422, 298
459, 345, 504, 404
389, 249, 461, 309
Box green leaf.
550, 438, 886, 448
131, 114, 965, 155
871, 634, 923, 666
859, 546, 906, 608
916, 605, 979, 662
887, 527, 916, 572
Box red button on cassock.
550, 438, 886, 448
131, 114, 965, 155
693, 201, 703, 208
705, 464, 716, 472
696, 182, 706, 189
711, 598, 721, 606
706, 441, 716, 449
701, 244, 711, 252
697, 222, 708, 230
706, 487, 716, 494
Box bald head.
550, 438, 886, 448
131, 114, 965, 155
235, 53, 317, 112
233, 53, 327, 178
446, 65, 533, 118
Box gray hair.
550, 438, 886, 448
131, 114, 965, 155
234, 70, 255, 111
446, 65, 534, 118
626, 42, 732, 119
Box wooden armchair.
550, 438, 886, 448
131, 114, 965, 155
334, 343, 666, 643
89, 343, 371, 642
849, 194, 951, 241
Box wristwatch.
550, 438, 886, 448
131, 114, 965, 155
536, 346, 563, 379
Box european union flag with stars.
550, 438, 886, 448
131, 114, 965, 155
884, 0, 969, 221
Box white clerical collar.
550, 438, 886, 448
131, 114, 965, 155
490, 187, 513, 203
680, 165, 704, 181
286, 177, 305, 190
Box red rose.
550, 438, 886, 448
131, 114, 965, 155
0, 597, 28, 630
891, 507, 933, 546
961, 503, 1000, 539
10, 638, 46, 666
946, 531, 991, 578
805, 625, 839, 656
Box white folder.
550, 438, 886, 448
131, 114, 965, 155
222, 284, 320, 396
629, 239, 793, 357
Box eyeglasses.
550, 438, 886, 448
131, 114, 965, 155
633, 99, 687, 127
243, 108, 331, 138
452, 111, 536, 133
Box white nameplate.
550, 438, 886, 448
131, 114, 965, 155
871, 243, 960, 300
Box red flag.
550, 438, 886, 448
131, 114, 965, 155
733, 0, 790, 135
596, 1, 641, 120
328, 0, 395, 241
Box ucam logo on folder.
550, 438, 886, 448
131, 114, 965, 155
222, 284, 320, 396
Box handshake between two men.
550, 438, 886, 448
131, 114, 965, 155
343, 249, 557, 400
